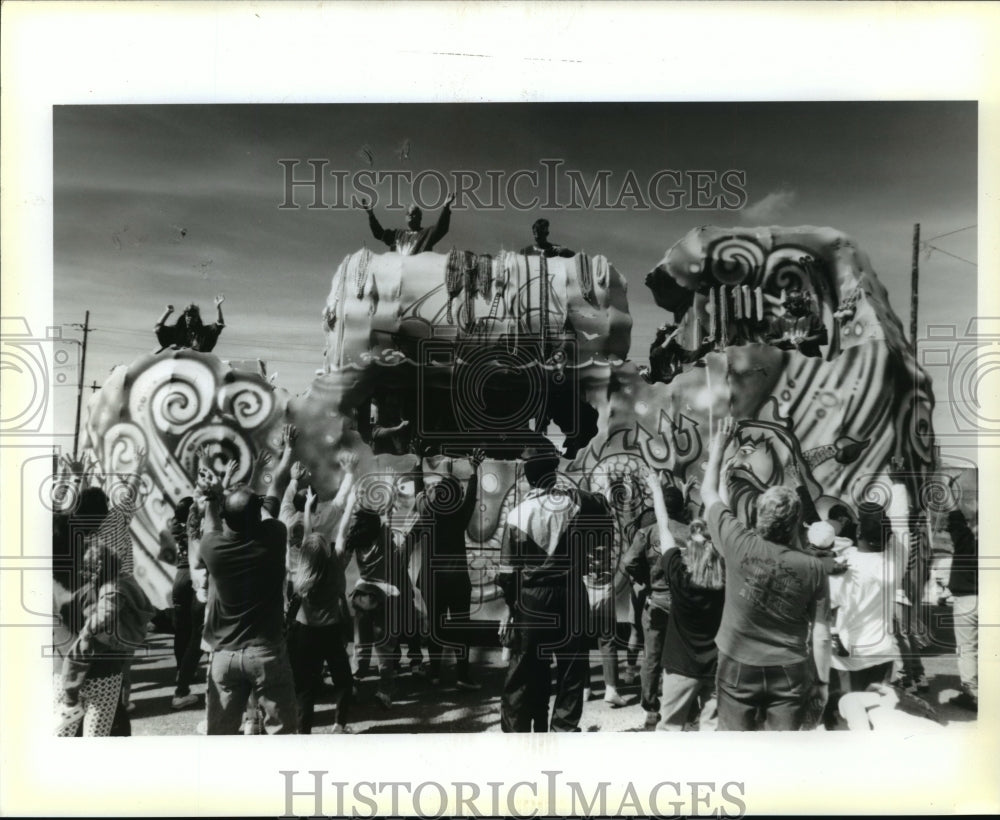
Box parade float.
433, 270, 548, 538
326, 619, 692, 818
68, 227, 953, 624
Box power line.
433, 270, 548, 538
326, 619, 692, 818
923, 244, 977, 267
925, 224, 976, 242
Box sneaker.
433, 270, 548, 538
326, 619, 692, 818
604, 688, 627, 708
374, 692, 392, 710
171, 693, 199, 710
455, 678, 481, 691
55, 702, 85, 734
331, 723, 347, 734
195, 719, 207, 735
949, 691, 978, 713
643, 710, 660, 730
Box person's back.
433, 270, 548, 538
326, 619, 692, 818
700, 419, 832, 732
710, 503, 826, 666
296, 551, 348, 628
829, 548, 898, 671
661, 546, 725, 676
499, 448, 609, 733
200, 517, 286, 650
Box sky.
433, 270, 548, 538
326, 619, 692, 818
52, 102, 978, 441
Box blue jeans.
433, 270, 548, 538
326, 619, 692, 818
715, 652, 812, 731
640, 605, 667, 713
206, 643, 298, 734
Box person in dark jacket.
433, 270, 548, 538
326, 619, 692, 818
169, 496, 205, 710
518, 218, 575, 258
657, 525, 726, 730
497, 445, 614, 732
414, 450, 485, 688
361, 195, 454, 255
622, 472, 686, 728
154, 296, 225, 352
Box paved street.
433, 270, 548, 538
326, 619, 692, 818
125, 633, 977, 735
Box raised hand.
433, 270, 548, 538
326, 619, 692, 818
222, 458, 240, 489
337, 450, 359, 473
290, 460, 310, 482
470, 447, 486, 469
639, 463, 658, 489
444, 192, 456, 208
280, 424, 298, 450
165, 304, 174, 313
214, 293, 225, 307
711, 416, 735, 455
197, 444, 214, 470
305, 485, 318, 512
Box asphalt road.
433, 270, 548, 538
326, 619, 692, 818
125, 633, 977, 735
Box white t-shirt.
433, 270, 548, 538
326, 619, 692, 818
829, 548, 900, 672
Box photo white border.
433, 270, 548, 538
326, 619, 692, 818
2, 1, 998, 816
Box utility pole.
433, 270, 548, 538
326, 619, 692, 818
71, 310, 91, 460
910, 223, 920, 354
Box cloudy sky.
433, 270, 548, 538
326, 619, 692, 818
53, 102, 977, 437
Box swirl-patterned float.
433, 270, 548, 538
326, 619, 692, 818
76, 230, 943, 620
79, 350, 289, 607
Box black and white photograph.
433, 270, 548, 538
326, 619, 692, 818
2, 2, 998, 817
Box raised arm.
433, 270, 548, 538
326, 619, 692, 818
333, 487, 358, 562
457, 448, 485, 527
643, 469, 675, 554
281, 460, 308, 523
787, 462, 821, 524
361, 198, 385, 241
201, 476, 224, 536
701, 416, 734, 510
155, 304, 174, 330
266, 424, 297, 511
214, 293, 225, 327
426, 193, 454, 247
303, 485, 318, 537
328, 450, 359, 518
